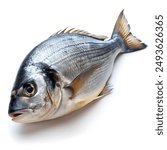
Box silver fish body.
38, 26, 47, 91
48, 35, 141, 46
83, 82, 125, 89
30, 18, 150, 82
8, 10, 147, 123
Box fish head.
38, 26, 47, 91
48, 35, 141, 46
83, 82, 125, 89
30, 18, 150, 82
8, 64, 62, 123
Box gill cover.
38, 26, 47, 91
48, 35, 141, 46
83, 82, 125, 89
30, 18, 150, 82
42, 65, 62, 110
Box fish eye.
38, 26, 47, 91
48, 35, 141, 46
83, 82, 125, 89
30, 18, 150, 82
23, 82, 36, 97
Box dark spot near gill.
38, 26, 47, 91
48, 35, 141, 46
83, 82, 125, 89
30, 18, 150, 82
34, 63, 59, 89
46, 71, 57, 89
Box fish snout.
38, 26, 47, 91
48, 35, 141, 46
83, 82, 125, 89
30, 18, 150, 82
8, 95, 29, 118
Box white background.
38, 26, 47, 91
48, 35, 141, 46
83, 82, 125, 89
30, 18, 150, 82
0, 0, 166, 149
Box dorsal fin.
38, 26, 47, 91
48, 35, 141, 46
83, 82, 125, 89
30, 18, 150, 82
50, 27, 108, 40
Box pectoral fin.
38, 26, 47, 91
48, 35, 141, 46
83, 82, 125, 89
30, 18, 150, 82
73, 83, 113, 111
70, 65, 101, 99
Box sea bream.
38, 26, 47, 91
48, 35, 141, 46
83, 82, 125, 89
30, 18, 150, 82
8, 10, 147, 123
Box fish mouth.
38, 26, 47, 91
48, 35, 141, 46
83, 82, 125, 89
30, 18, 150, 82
9, 109, 32, 120
11, 112, 23, 118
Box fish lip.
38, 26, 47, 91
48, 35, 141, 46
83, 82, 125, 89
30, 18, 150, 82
9, 109, 32, 120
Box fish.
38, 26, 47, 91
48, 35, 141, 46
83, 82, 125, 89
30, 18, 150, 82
8, 10, 147, 123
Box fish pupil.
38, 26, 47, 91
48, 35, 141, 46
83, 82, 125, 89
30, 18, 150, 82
26, 85, 33, 93
23, 83, 35, 95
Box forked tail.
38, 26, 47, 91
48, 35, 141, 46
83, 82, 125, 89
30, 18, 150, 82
112, 10, 147, 52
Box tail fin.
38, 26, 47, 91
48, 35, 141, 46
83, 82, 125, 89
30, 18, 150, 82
112, 10, 147, 52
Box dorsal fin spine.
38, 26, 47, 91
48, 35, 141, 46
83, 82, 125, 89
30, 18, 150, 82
50, 27, 108, 40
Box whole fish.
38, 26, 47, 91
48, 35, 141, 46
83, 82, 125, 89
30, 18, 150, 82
8, 10, 147, 123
